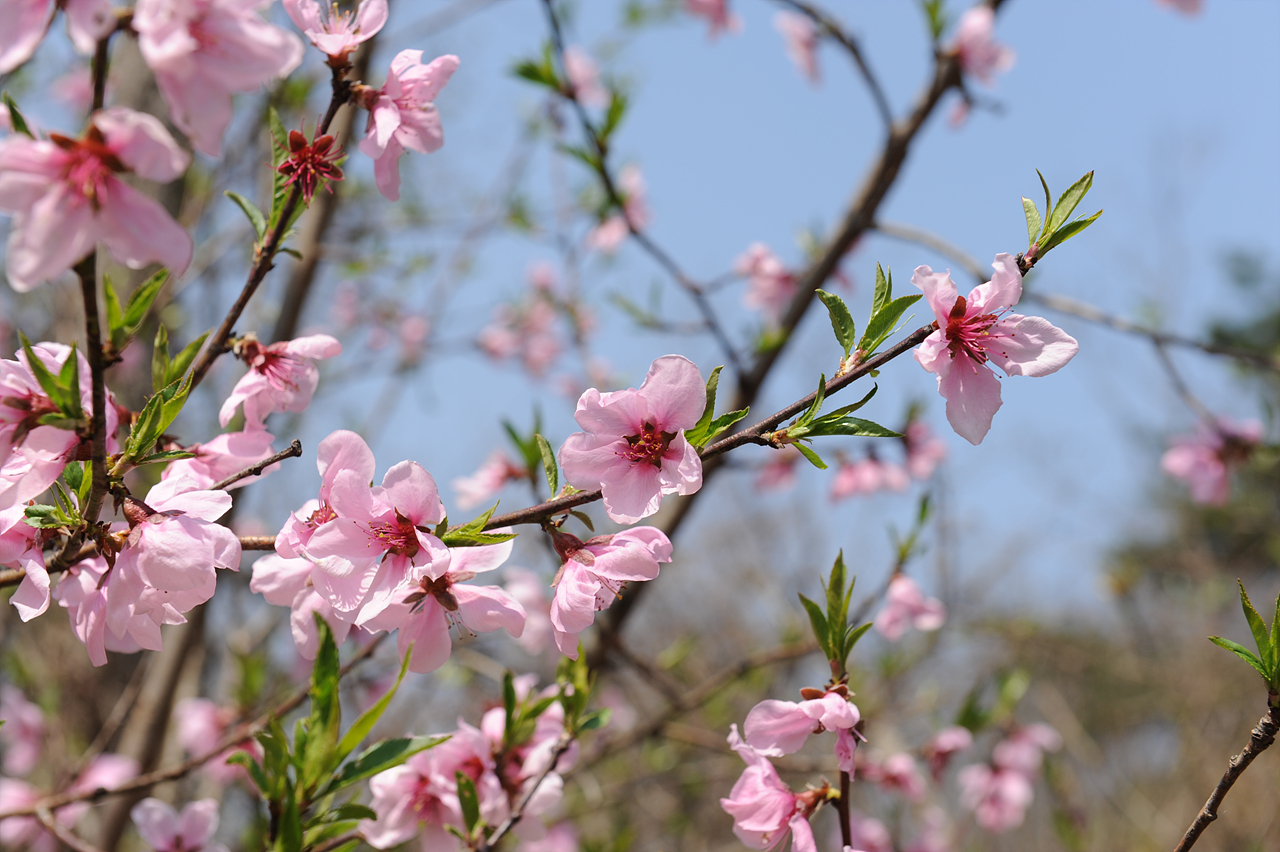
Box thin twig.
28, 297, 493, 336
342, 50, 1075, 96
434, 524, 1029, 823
475, 731, 574, 852
35, 806, 108, 852
211, 439, 303, 491
1172, 705, 1280, 852
76, 257, 109, 526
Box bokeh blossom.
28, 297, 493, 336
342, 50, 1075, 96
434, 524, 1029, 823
1161, 417, 1262, 505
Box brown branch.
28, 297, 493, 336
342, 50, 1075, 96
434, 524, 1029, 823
35, 806, 108, 852
211, 439, 303, 491
1172, 705, 1280, 852
239, 535, 279, 551
474, 731, 574, 852
76, 256, 110, 526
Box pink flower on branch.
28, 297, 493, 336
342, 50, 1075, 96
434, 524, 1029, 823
685, 0, 740, 39
736, 243, 798, 323
284, 0, 387, 65
774, 11, 820, 84
134, 0, 304, 156
744, 688, 859, 765
131, 798, 228, 852
1161, 417, 1262, 505
952, 7, 1015, 87
720, 726, 821, 852
452, 450, 525, 511
219, 334, 341, 428
0, 0, 114, 74
0, 108, 191, 292
1, 505, 49, 621
913, 253, 1078, 445
902, 419, 946, 480
873, 575, 945, 641
585, 165, 648, 256
161, 426, 278, 492
560, 354, 704, 523
359, 50, 459, 202
549, 526, 671, 659
0, 685, 44, 776
563, 46, 608, 109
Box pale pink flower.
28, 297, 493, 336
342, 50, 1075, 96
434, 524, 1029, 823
873, 575, 945, 641
360, 51, 459, 201
478, 299, 562, 377
737, 243, 798, 322
131, 798, 228, 852
923, 725, 973, 778
685, 0, 740, 39
275, 430, 376, 560
521, 823, 579, 852
951, 7, 1014, 87
219, 334, 341, 427
913, 254, 1078, 445
0, 754, 137, 850
504, 567, 555, 654
397, 314, 430, 363
902, 420, 946, 480
173, 697, 261, 784
560, 354, 704, 523
773, 11, 819, 83
0, 0, 113, 74
830, 456, 908, 501
957, 764, 1034, 833
755, 446, 802, 492
0, 685, 45, 776
161, 426, 278, 492
1161, 418, 1262, 506
903, 807, 951, 852
743, 690, 859, 766
865, 752, 926, 801
847, 813, 892, 852
453, 451, 525, 511
992, 723, 1061, 775
585, 165, 647, 255
1, 504, 50, 621
549, 526, 672, 659
0, 107, 191, 292
720, 726, 818, 852
134, 0, 304, 156
563, 46, 608, 109
250, 554, 357, 660
285, 0, 387, 64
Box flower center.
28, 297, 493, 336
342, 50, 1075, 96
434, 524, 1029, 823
943, 295, 1002, 364
242, 340, 305, 393
367, 512, 420, 558
619, 421, 676, 467
51, 129, 123, 210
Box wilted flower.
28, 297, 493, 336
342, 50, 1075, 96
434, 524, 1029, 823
276, 126, 344, 204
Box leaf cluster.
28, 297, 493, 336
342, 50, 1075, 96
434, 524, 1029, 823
1209, 580, 1280, 698
1023, 170, 1102, 263
18, 334, 85, 432
798, 552, 873, 679
684, 366, 748, 449
816, 264, 921, 372
437, 502, 519, 548
102, 270, 167, 361
778, 377, 898, 470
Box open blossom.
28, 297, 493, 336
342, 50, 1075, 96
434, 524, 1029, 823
134, 0, 303, 156
131, 798, 228, 852
864, 752, 927, 801
219, 334, 341, 427
1161, 418, 1262, 505
560, 354, 704, 523
161, 426, 278, 492
1, 505, 49, 622
0, 0, 114, 74
563, 46, 608, 108
830, 455, 908, 501
959, 724, 1060, 833
951, 7, 1014, 86
453, 451, 525, 510
774, 11, 819, 83
585, 165, 648, 255
685, 0, 740, 38
360, 50, 459, 201
275, 430, 376, 560
0, 107, 191, 292
0, 685, 44, 776
873, 575, 945, 640
720, 726, 819, 852
744, 687, 860, 773
737, 243, 798, 322
913, 254, 1078, 445
251, 553, 357, 659
549, 526, 672, 659
276, 127, 344, 204
285, 0, 387, 64
923, 725, 973, 778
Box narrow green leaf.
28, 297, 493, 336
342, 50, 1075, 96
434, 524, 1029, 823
557, 143, 601, 173
535, 433, 559, 496
816, 289, 857, 357
822, 384, 878, 419
685, 366, 723, 448
134, 450, 196, 466
796, 374, 828, 428
334, 641, 413, 766
825, 553, 846, 625
152, 325, 171, 394
456, 772, 481, 835
1237, 580, 1274, 671
578, 707, 612, 731
225, 751, 268, 793
1271, 589, 1280, 677
280, 789, 303, 852
1046, 170, 1094, 235
569, 510, 594, 532
122, 269, 169, 331
102, 275, 126, 350
326, 804, 378, 823
1040, 210, 1102, 255
698, 409, 749, 446
1036, 170, 1053, 240
872, 264, 892, 318
602, 89, 628, 139
266, 107, 294, 237
842, 621, 874, 659
20, 333, 74, 416
803, 415, 902, 439
1022, 197, 1041, 247
3, 93, 33, 138
55, 344, 83, 421
794, 442, 827, 470
1209, 636, 1271, 681
439, 530, 518, 547
859, 293, 923, 355
320, 735, 449, 796
798, 593, 832, 659
165, 331, 208, 388
225, 190, 267, 241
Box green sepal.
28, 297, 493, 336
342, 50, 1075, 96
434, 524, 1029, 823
816, 289, 857, 358
2, 93, 33, 138
536, 433, 559, 496
226, 190, 267, 242
794, 442, 826, 469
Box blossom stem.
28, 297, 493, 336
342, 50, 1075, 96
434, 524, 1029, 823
76, 255, 109, 525
209, 438, 303, 490
1172, 704, 1279, 852
475, 730, 575, 852
837, 770, 852, 848
35, 806, 108, 852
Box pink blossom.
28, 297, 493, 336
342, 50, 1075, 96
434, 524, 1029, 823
0, 107, 191, 292
285, 0, 387, 64
685, 0, 740, 39
992, 723, 1061, 775
957, 764, 1034, 833
478, 298, 562, 377
275, 429, 377, 560
521, 823, 579, 852
161, 426, 278, 492
453, 451, 525, 511
549, 526, 672, 658
846, 813, 892, 852
1161, 418, 1262, 506
1, 504, 49, 621
913, 254, 1078, 445
585, 165, 648, 255
951, 7, 1014, 87
755, 446, 802, 492
0, 0, 113, 74
397, 314, 430, 363
720, 726, 818, 852
0, 685, 44, 776
219, 334, 341, 427
743, 689, 859, 768
131, 798, 228, 852
564, 46, 608, 109
864, 752, 926, 801
1156, 0, 1201, 15
0, 754, 137, 850
250, 554, 357, 659
830, 455, 908, 501
873, 575, 945, 641
923, 725, 973, 778
560, 354, 704, 523
774, 11, 819, 83
357, 538, 527, 674
134, 0, 304, 156
359, 51, 459, 201
504, 567, 555, 654
172, 697, 262, 784
737, 243, 798, 322
903, 807, 951, 852
902, 420, 946, 480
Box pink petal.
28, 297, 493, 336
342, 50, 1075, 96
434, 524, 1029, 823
744, 699, 815, 755
95, 107, 190, 182
936, 357, 1002, 445
637, 354, 706, 429
283, 333, 342, 360
398, 601, 453, 673
454, 584, 526, 636
599, 463, 663, 524
176, 799, 220, 848
911, 264, 959, 325
354, 0, 389, 38
380, 461, 444, 525
0, 0, 52, 74
985, 314, 1078, 378
99, 178, 193, 275
968, 252, 1022, 313
371, 137, 404, 201
131, 798, 180, 849
5, 185, 98, 292
318, 429, 377, 488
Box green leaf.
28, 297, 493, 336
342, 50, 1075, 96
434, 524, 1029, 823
456, 772, 481, 836
569, 510, 594, 532
697, 409, 749, 446
123, 269, 169, 331
794, 442, 827, 470
225, 190, 267, 241
334, 641, 414, 766
279, 788, 303, 852
817, 289, 857, 358
535, 433, 559, 496
1022, 197, 1041, 248
578, 707, 612, 731
320, 735, 448, 796
796, 374, 828, 429
300, 616, 342, 790
124, 375, 192, 462
2, 93, 33, 138
859, 294, 922, 356
825, 552, 846, 625
103, 275, 126, 351
821, 384, 878, 419
1209, 636, 1270, 681
1045, 170, 1094, 236
1039, 209, 1102, 255
685, 365, 723, 448
134, 450, 196, 466
557, 143, 601, 173
1272, 589, 1280, 677
871, 264, 892, 318
439, 529, 518, 548
226, 751, 268, 793
798, 593, 831, 659
803, 415, 902, 439
56, 344, 83, 421
325, 804, 378, 823
165, 331, 209, 387
841, 621, 874, 661
1037, 170, 1053, 239
601, 89, 628, 140
1236, 580, 1274, 673
20, 333, 79, 419
152, 325, 171, 394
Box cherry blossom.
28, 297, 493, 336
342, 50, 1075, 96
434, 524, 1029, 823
913, 254, 1078, 445
755, 446, 802, 492
957, 764, 1034, 832
0, 685, 44, 776
1, 504, 49, 621
685, 0, 740, 39
285, 0, 387, 64
275, 429, 376, 560
173, 697, 263, 785
359, 50, 460, 201
131, 798, 228, 852
872, 575, 945, 641
564, 46, 608, 109
923, 725, 973, 779
864, 752, 926, 801
219, 334, 341, 428
774, 11, 820, 83
134, 0, 304, 156
951, 7, 1014, 87
250, 553, 358, 659
560, 354, 704, 523
736, 243, 798, 322
1161, 418, 1262, 505
846, 813, 892, 852
0, 754, 136, 850
830, 455, 909, 501
453, 450, 525, 510
549, 526, 672, 658
585, 165, 648, 255
161, 426, 278, 492
720, 725, 819, 852
0, 0, 114, 74
743, 688, 859, 768
0, 107, 192, 292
